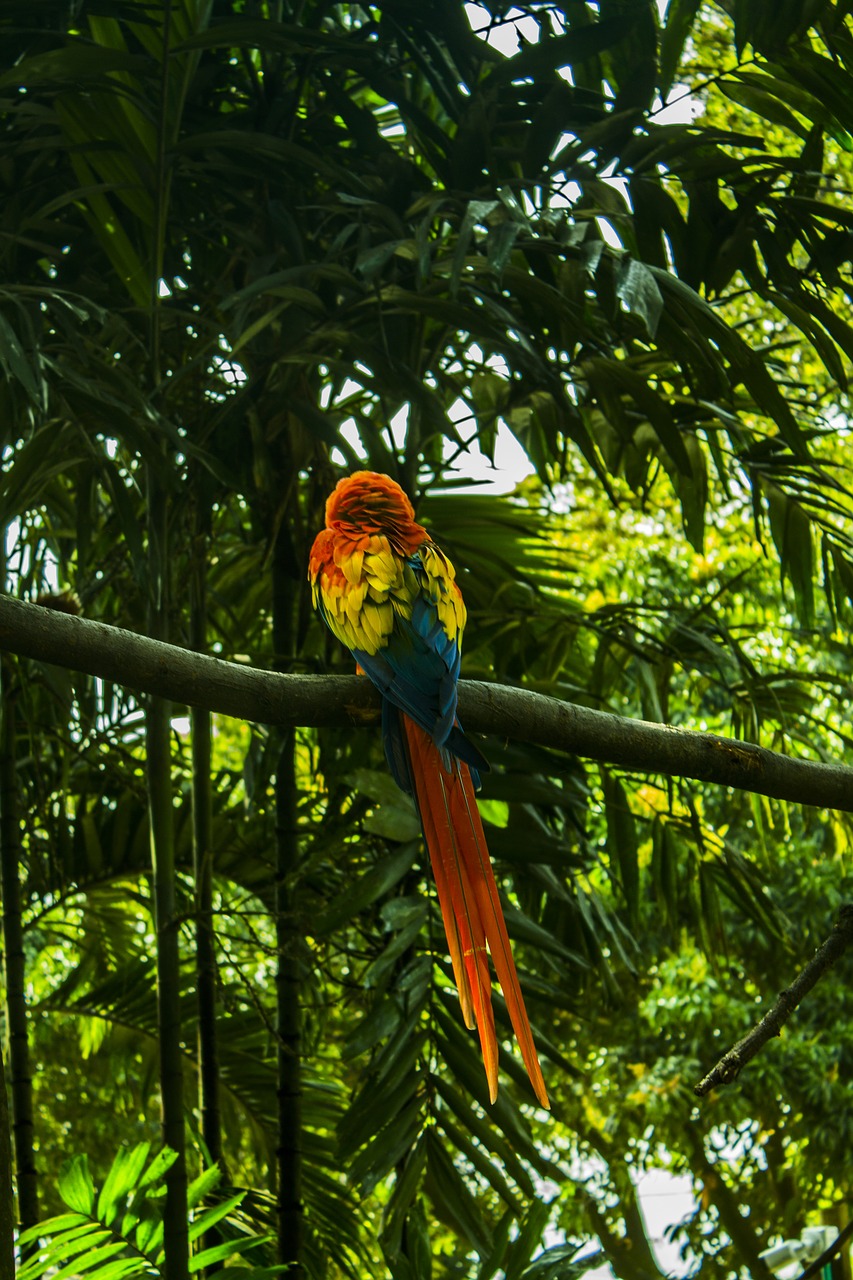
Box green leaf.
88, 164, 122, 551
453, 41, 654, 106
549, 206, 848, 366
403, 1203, 432, 1280
187, 1192, 247, 1243
521, 1243, 603, 1279
138, 1145, 179, 1189
719, 74, 809, 140
16, 1216, 89, 1247
381, 1135, 429, 1254
653, 269, 808, 456
0, 43, 147, 89
348, 1096, 422, 1193
16, 1227, 109, 1280
363, 798, 422, 842
477, 1209, 513, 1280
186, 1162, 222, 1211
0, 311, 41, 404
190, 1236, 270, 1270
59, 1154, 96, 1215
339, 1074, 419, 1162
44, 1242, 129, 1280
485, 16, 638, 86
504, 1195, 553, 1280
659, 0, 702, 97
424, 1132, 490, 1255
432, 1075, 536, 1196
98, 461, 147, 587
659, 431, 708, 552
73, 1260, 151, 1280
614, 257, 663, 338
97, 1143, 152, 1226
363, 903, 427, 988
764, 479, 815, 625
314, 841, 419, 934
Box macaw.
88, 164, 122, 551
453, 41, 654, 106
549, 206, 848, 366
308, 470, 549, 1109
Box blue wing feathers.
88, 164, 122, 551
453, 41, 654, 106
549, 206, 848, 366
382, 701, 414, 792
344, 548, 489, 781
381, 702, 485, 793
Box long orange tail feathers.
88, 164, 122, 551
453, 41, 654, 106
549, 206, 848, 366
402, 719, 549, 1110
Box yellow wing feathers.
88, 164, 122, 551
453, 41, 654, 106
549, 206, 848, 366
309, 531, 466, 657
420, 544, 466, 644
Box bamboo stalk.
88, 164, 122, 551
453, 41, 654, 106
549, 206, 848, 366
147, 474, 188, 1279
0, 584, 38, 1244
147, 4, 188, 1270
273, 529, 303, 1276
190, 523, 222, 1169
0, 1043, 14, 1280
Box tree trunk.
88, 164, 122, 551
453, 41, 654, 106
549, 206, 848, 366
586, 1198, 662, 1280
687, 1131, 774, 1278
0, 655, 38, 1241
272, 525, 303, 1275
147, 469, 189, 1280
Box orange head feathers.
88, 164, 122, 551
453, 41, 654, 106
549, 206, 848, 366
323, 471, 428, 554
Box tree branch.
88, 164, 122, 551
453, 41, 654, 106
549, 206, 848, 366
797, 1221, 853, 1280
694, 906, 853, 1096
2, 593, 852, 812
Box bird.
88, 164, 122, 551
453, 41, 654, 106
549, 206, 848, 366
308, 470, 549, 1109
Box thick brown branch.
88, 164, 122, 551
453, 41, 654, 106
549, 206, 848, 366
694, 906, 853, 1097
1, 593, 853, 812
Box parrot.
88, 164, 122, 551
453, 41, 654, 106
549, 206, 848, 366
308, 470, 549, 1109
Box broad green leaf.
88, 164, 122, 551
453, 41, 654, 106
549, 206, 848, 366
521, 1243, 604, 1279
485, 16, 638, 86
0, 44, 146, 89
187, 1192, 246, 1243
43, 1241, 129, 1280
16, 1227, 110, 1280
339, 1074, 419, 1162
16, 1216, 89, 1247
764, 479, 815, 625
58, 1155, 96, 1215
477, 1210, 514, 1279
424, 1132, 490, 1256
348, 1096, 422, 1193
381, 1135, 429, 1254
0, 311, 41, 404
504, 1196, 553, 1280
186, 1162, 222, 1210
190, 1236, 271, 1270
138, 1146, 179, 1189
96, 1143, 152, 1226
659, 0, 702, 97
314, 841, 419, 934
614, 257, 663, 338
363, 904, 427, 988
73, 1261, 151, 1280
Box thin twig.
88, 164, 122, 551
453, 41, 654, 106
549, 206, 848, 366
797, 1220, 853, 1280
694, 906, 853, 1097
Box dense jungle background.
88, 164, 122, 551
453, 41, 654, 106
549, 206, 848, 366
1, 0, 853, 1277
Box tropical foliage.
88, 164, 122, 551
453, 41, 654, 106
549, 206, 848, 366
16, 1144, 275, 1280
1, 0, 852, 1278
